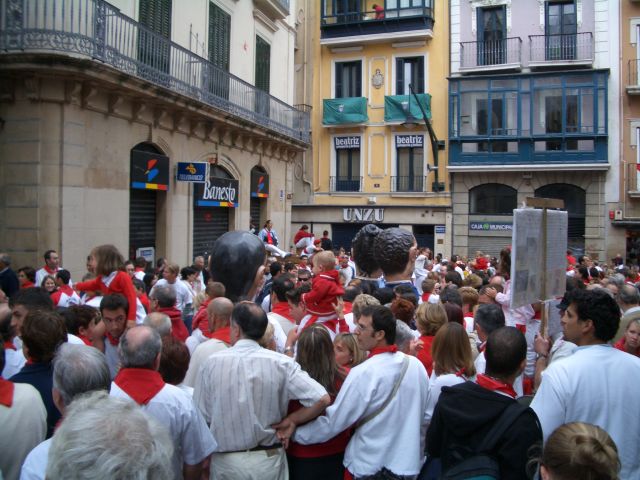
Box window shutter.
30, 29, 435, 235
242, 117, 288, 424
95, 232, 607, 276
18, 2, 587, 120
355, 61, 362, 97
396, 58, 404, 95
209, 3, 230, 71
255, 36, 271, 92
335, 63, 344, 98
416, 57, 425, 93
139, 0, 171, 38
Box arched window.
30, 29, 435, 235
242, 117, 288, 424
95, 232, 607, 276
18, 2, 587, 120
469, 183, 517, 215
535, 183, 586, 251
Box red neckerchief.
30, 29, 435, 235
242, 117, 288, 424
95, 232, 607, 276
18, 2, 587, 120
422, 292, 431, 303
78, 334, 92, 346
271, 302, 294, 322
207, 326, 231, 345
105, 332, 120, 346
59, 285, 74, 296
368, 345, 398, 359
515, 324, 526, 334
464, 312, 474, 318
343, 301, 353, 315
44, 265, 57, 275
0, 378, 15, 407
21, 281, 35, 289
135, 267, 144, 272
455, 367, 467, 377
476, 373, 517, 399
114, 368, 165, 405
3, 340, 16, 351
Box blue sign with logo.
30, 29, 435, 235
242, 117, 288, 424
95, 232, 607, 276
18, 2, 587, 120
469, 221, 513, 232
435, 225, 446, 234
176, 162, 208, 183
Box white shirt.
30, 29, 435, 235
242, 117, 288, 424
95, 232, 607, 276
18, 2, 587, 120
425, 372, 467, 426
35, 267, 61, 289
185, 328, 208, 355
183, 338, 229, 388
194, 339, 327, 452
294, 352, 430, 477
531, 345, 640, 479
268, 310, 296, 337
151, 279, 192, 312
111, 381, 216, 478
2, 344, 26, 379
20, 438, 51, 480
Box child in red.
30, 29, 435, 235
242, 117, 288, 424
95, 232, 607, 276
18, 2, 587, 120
302, 251, 347, 335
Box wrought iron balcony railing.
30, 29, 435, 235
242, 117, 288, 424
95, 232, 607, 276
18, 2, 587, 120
460, 37, 522, 70
0, 0, 309, 143
330, 176, 362, 192
391, 175, 425, 193
529, 32, 593, 65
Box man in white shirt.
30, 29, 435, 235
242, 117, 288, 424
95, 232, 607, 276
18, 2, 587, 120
531, 288, 640, 479
111, 326, 215, 480
20, 343, 111, 480
34, 250, 62, 288
150, 263, 192, 312
194, 302, 330, 480
280, 304, 430, 479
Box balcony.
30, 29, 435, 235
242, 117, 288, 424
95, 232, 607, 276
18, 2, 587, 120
529, 33, 594, 68
254, 0, 290, 20
323, 97, 368, 126
0, 0, 309, 144
384, 93, 431, 123
320, 0, 434, 45
330, 176, 362, 192
391, 176, 426, 193
459, 38, 523, 73
628, 60, 640, 95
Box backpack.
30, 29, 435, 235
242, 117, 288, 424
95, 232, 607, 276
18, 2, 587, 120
441, 402, 527, 480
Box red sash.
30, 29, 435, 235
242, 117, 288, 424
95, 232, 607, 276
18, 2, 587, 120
114, 368, 165, 405
0, 378, 14, 407
368, 345, 398, 359
476, 373, 517, 399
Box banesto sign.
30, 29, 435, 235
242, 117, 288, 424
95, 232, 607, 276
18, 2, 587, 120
343, 208, 384, 223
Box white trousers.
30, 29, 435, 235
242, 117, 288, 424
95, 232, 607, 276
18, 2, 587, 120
210, 448, 288, 480
265, 244, 290, 258
295, 236, 314, 250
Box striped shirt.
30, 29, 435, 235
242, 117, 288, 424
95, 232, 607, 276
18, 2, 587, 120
194, 339, 327, 452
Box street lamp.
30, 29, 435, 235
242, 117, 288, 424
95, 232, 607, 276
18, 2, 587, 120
404, 84, 445, 192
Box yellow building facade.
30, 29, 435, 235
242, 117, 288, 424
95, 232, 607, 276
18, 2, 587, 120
291, 0, 451, 256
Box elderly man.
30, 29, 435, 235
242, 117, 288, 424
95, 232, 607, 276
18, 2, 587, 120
183, 297, 234, 387
111, 326, 215, 480
143, 311, 173, 339
149, 285, 189, 342
46, 391, 174, 479
20, 343, 111, 479
194, 302, 330, 480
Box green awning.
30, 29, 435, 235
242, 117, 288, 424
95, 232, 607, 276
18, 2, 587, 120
323, 97, 368, 125
384, 93, 432, 123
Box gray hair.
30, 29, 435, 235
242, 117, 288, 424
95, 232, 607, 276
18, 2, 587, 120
119, 326, 162, 369
143, 312, 172, 338
619, 284, 640, 306
53, 344, 111, 407
395, 320, 414, 352
46, 391, 174, 480
0, 253, 10, 266
352, 294, 381, 320
151, 285, 176, 308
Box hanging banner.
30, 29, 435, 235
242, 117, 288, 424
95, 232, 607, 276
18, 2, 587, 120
176, 162, 208, 183
130, 150, 170, 191
194, 177, 239, 207
395, 135, 424, 148
251, 170, 269, 198
334, 136, 361, 149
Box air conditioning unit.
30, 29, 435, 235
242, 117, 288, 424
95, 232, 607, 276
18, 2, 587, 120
615, 210, 623, 220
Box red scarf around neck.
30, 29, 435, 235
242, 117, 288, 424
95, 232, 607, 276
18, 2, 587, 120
0, 378, 14, 407
21, 281, 35, 289
105, 332, 120, 346
476, 373, 517, 399
43, 265, 58, 275
3, 340, 16, 351
114, 368, 165, 405
207, 325, 232, 345
303, 315, 349, 335
368, 344, 398, 359
271, 302, 294, 322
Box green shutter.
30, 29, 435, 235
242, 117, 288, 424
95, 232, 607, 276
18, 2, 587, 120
209, 2, 230, 71
139, 0, 172, 38
255, 36, 271, 93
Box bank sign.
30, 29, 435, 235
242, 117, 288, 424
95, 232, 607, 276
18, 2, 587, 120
469, 221, 513, 232
194, 177, 239, 208
176, 162, 208, 183
395, 135, 423, 148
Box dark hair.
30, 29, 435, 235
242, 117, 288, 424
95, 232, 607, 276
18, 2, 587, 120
390, 297, 415, 324
135, 257, 147, 269
158, 337, 190, 385
100, 294, 129, 315
180, 267, 196, 280
569, 289, 620, 342
361, 305, 396, 345
343, 285, 362, 303
61, 305, 99, 336
143, 273, 157, 294
475, 303, 506, 334
286, 286, 305, 306
22, 310, 68, 363
440, 285, 463, 307
351, 224, 382, 277
18, 266, 36, 283
444, 302, 464, 326
44, 250, 57, 261
485, 327, 526, 378
0, 308, 14, 343
269, 261, 283, 277
373, 228, 415, 276
272, 275, 295, 303
283, 262, 296, 273
577, 266, 589, 280
373, 287, 395, 306
232, 301, 268, 341
8, 287, 54, 311
56, 269, 71, 285
132, 278, 145, 291
445, 270, 463, 288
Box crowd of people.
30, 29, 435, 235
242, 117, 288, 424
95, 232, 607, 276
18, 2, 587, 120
1, 223, 639, 480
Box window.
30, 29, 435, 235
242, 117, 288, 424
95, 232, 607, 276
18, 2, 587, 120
255, 36, 271, 117
469, 184, 516, 214
477, 98, 507, 152
209, 3, 230, 71
396, 57, 424, 95
477, 6, 506, 66
138, 0, 172, 74
335, 61, 362, 98
333, 136, 361, 192
395, 135, 424, 192
545, 2, 577, 61
535, 183, 585, 252
545, 94, 578, 150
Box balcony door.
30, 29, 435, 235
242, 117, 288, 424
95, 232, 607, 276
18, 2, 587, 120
335, 147, 361, 192
396, 57, 424, 95
255, 36, 271, 118
477, 6, 505, 66
207, 2, 230, 100
335, 61, 362, 98
396, 146, 424, 192
545, 2, 577, 61
335, 0, 360, 22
